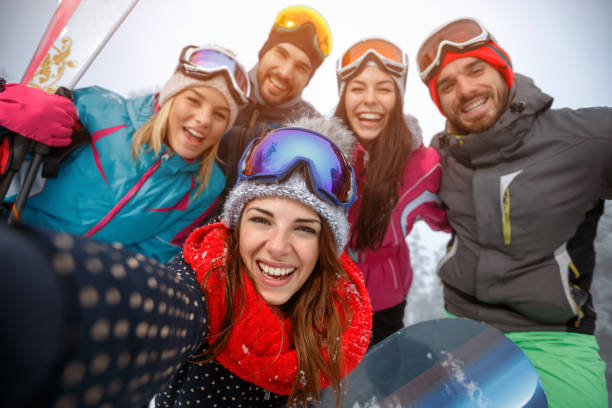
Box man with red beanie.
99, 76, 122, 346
217, 5, 332, 190
417, 17, 611, 407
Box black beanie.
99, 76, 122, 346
258, 23, 325, 72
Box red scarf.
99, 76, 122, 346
183, 223, 372, 395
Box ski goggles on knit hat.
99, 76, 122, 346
238, 127, 357, 209
336, 38, 408, 96
272, 5, 332, 58
178, 45, 250, 107
417, 17, 495, 83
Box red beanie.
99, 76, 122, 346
428, 41, 514, 114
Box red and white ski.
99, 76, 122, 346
22, 0, 140, 93
7, 0, 140, 223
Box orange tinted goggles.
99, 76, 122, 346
417, 18, 492, 83
274, 5, 332, 57
340, 38, 405, 71
336, 38, 408, 94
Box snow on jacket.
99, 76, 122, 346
217, 66, 320, 191
347, 115, 449, 312
20, 86, 225, 263
431, 73, 612, 334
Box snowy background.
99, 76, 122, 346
2, 0, 611, 398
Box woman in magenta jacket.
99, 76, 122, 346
334, 38, 450, 344
0, 45, 249, 262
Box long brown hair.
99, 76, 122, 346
334, 82, 413, 251
198, 213, 351, 407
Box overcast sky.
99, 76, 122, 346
2, 0, 612, 145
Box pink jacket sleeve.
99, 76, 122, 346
399, 146, 451, 237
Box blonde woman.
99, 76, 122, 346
0, 45, 250, 262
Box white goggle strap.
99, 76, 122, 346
183, 64, 249, 106
418, 24, 491, 82
336, 49, 407, 96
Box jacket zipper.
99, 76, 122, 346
502, 188, 511, 244
499, 170, 523, 246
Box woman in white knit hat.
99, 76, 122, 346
0, 45, 249, 262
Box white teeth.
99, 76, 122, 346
186, 128, 204, 139
463, 98, 486, 113
269, 77, 287, 90
358, 112, 383, 120
258, 262, 295, 279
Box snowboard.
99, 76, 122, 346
317, 318, 548, 407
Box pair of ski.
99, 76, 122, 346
1, 0, 139, 222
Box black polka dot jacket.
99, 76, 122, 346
0, 223, 287, 407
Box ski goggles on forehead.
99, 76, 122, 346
417, 18, 494, 83
336, 38, 408, 93
178, 45, 250, 107
238, 127, 357, 208
274, 5, 332, 57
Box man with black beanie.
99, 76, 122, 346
217, 5, 332, 190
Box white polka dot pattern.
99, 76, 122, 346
42, 232, 208, 407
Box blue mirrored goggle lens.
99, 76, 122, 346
188, 49, 250, 96
240, 128, 356, 207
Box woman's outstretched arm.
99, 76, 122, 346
0, 222, 207, 407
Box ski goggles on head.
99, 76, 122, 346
238, 127, 357, 208
178, 45, 250, 107
336, 38, 408, 94
273, 5, 332, 57
417, 17, 494, 83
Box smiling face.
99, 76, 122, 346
256, 42, 313, 106
239, 196, 321, 306
166, 85, 230, 160
344, 64, 397, 148
436, 57, 509, 135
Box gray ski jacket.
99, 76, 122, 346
431, 73, 612, 334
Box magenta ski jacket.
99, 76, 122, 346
347, 137, 450, 312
